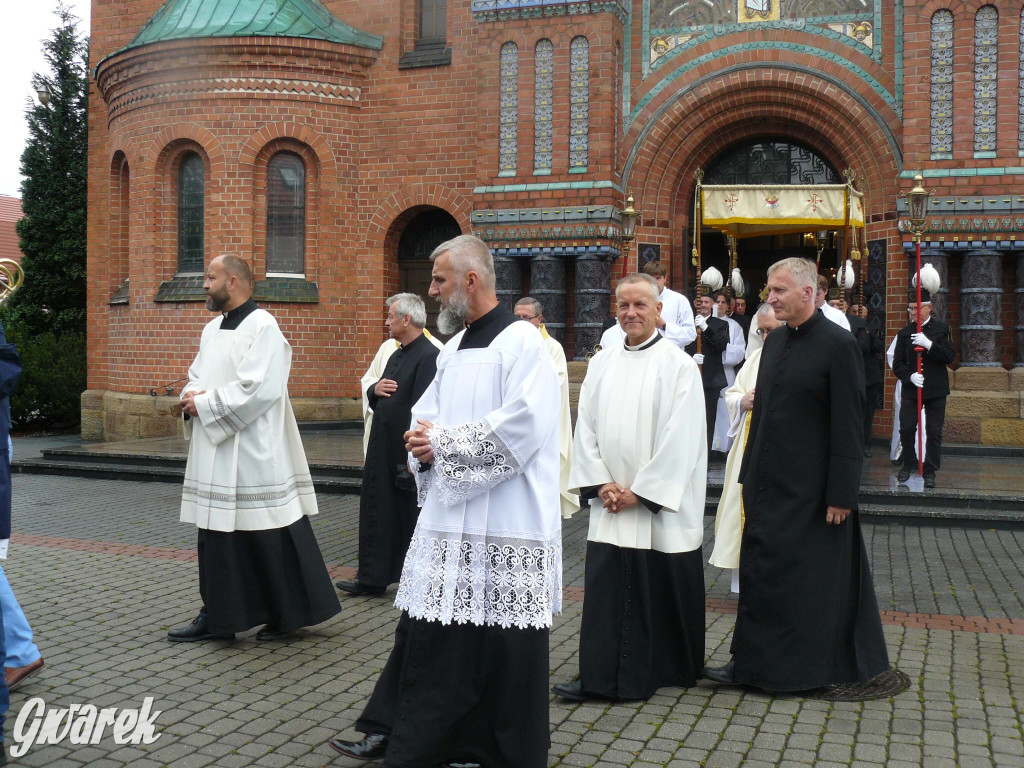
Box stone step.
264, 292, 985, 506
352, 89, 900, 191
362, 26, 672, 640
12, 458, 362, 494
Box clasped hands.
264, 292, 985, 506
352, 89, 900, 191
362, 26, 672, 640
174, 389, 207, 418
404, 419, 435, 466
598, 482, 637, 514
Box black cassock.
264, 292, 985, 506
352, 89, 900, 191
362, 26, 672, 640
735, 310, 889, 691
358, 333, 439, 589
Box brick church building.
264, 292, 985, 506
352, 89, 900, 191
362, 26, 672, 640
85, 0, 1024, 445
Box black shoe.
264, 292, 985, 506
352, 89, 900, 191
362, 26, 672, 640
924, 474, 936, 489
167, 614, 233, 643
896, 468, 912, 482
336, 579, 387, 596
701, 659, 736, 684
328, 733, 388, 760
256, 625, 294, 641
552, 680, 595, 702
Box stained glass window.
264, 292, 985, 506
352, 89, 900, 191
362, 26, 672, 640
534, 39, 553, 173
569, 36, 589, 170
499, 42, 518, 174
177, 152, 204, 273
266, 152, 305, 275
974, 6, 997, 154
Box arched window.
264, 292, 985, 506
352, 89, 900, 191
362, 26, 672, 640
499, 42, 518, 175
534, 39, 553, 174
930, 10, 954, 158
973, 5, 998, 155
266, 152, 306, 275
177, 152, 204, 273
569, 36, 590, 171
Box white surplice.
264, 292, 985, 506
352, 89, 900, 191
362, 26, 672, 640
542, 328, 580, 519
570, 334, 706, 554
180, 309, 317, 533
712, 315, 747, 453
821, 303, 852, 331
709, 346, 763, 575
361, 340, 399, 457
396, 321, 563, 630
657, 287, 697, 350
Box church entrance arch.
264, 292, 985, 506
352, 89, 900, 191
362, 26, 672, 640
396, 208, 460, 333
697, 139, 843, 300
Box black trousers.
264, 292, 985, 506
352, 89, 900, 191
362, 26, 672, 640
899, 394, 947, 475
703, 387, 719, 454
357, 612, 550, 768
864, 382, 882, 448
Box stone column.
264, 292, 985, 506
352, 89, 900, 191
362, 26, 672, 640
493, 250, 523, 314
960, 249, 1003, 366
574, 251, 612, 360
919, 248, 950, 323
1016, 251, 1024, 366
529, 252, 567, 342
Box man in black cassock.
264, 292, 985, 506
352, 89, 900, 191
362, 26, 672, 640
892, 289, 955, 488
846, 299, 884, 457
337, 293, 439, 597
703, 257, 889, 692
685, 291, 730, 455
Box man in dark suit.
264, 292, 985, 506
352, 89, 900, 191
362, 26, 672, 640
892, 289, 956, 488
686, 291, 730, 456
847, 300, 884, 457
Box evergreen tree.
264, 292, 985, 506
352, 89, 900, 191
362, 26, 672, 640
11, 3, 88, 336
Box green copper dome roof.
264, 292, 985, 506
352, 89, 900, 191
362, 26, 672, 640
128, 0, 382, 50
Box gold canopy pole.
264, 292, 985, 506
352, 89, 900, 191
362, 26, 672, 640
692, 169, 704, 359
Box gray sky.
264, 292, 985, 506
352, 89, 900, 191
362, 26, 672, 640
0, 1, 91, 198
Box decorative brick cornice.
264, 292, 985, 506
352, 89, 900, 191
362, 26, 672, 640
896, 195, 1024, 236
472, 205, 622, 246
471, 0, 628, 24
96, 37, 374, 123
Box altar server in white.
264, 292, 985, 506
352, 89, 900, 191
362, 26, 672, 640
169, 255, 340, 643
712, 291, 747, 453
329, 235, 562, 768
553, 272, 707, 702
709, 303, 780, 593
515, 296, 579, 519
643, 260, 697, 349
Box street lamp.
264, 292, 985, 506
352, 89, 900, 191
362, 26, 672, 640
619, 195, 640, 277
35, 82, 52, 106
905, 172, 931, 478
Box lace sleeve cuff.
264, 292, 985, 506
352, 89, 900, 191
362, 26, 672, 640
429, 419, 522, 507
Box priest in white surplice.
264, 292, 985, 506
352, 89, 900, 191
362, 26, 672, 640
514, 296, 579, 519
553, 273, 707, 702
329, 235, 562, 768
169, 255, 340, 643
709, 303, 780, 594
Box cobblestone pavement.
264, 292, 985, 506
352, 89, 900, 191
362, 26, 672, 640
3, 471, 1023, 767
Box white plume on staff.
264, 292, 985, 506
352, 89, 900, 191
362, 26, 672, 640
730, 267, 745, 296
701, 266, 724, 291
838, 259, 856, 290
911, 263, 941, 294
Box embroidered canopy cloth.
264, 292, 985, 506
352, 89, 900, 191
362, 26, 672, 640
700, 184, 865, 238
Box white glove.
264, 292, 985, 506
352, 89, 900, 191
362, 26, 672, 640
694, 314, 708, 330
911, 332, 933, 350
910, 372, 925, 388
692, 353, 705, 365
